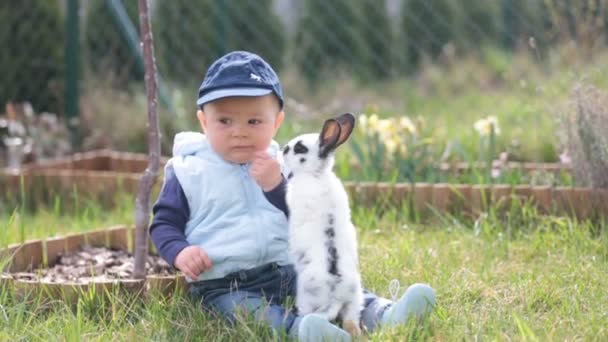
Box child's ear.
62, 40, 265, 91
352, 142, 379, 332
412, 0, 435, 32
273, 111, 285, 133
197, 110, 207, 133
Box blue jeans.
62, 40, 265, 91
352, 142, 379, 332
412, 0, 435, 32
189, 262, 392, 334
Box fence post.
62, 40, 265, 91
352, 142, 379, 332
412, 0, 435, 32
65, 0, 80, 147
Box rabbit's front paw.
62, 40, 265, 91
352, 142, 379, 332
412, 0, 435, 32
343, 320, 362, 337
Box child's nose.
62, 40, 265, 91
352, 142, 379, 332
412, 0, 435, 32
231, 124, 248, 137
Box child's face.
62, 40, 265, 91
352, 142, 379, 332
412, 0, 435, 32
197, 94, 284, 164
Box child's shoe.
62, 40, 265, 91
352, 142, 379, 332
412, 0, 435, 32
295, 313, 351, 342
381, 282, 436, 327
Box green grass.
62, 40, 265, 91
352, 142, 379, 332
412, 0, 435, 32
1, 197, 606, 341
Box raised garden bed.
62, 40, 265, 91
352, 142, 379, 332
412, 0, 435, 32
435, 161, 571, 175
0, 225, 186, 303
343, 182, 608, 220
0, 149, 599, 218
20, 149, 168, 173
0, 150, 168, 208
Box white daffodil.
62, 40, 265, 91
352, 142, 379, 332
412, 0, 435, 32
377, 118, 393, 134
486, 116, 500, 135
358, 114, 368, 132
473, 118, 488, 135
474, 116, 500, 136
384, 138, 398, 155
399, 116, 417, 134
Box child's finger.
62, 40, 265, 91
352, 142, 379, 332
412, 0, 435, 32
182, 264, 197, 279
194, 253, 208, 272
198, 249, 213, 269
254, 150, 270, 159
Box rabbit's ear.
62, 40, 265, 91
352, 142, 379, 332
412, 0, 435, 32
335, 113, 355, 146
319, 119, 342, 159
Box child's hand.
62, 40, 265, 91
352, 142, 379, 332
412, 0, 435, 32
174, 245, 212, 279
250, 151, 282, 191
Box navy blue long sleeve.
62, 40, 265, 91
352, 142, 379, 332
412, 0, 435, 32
149, 169, 289, 266
149, 173, 191, 267
263, 176, 289, 218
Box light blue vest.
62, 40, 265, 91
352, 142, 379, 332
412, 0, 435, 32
168, 132, 290, 281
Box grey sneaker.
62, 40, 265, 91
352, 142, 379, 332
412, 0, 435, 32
297, 313, 351, 342
381, 282, 436, 327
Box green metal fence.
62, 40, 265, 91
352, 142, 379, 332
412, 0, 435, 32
1, 0, 608, 155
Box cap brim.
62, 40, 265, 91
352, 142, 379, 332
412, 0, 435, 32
197, 88, 273, 106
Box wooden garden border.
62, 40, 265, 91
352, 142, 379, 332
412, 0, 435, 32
0, 149, 600, 219
0, 150, 168, 207
0, 225, 186, 303
19, 149, 168, 174
343, 182, 608, 220
11, 149, 570, 175
436, 161, 571, 174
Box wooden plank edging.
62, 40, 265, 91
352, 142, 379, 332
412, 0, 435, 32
0, 226, 185, 303
342, 181, 607, 219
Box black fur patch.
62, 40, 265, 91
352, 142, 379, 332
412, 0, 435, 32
287, 172, 294, 180
294, 141, 308, 154
283, 145, 290, 155
297, 252, 311, 266
299, 157, 306, 163
325, 213, 340, 277
327, 245, 340, 276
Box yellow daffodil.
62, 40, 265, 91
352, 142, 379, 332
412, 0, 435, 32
367, 113, 379, 131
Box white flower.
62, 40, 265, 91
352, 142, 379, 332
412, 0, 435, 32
358, 114, 368, 132
491, 168, 501, 178
377, 118, 393, 134
399, 116, 417, 134
474, 116, 500, 136
384, 138, 398, 155
559, 150, 572, 164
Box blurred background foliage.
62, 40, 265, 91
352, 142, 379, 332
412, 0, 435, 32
1, 0, 608, 185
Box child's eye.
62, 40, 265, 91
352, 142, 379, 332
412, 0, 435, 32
219, 118, 231, 124
248, 119, 262, 125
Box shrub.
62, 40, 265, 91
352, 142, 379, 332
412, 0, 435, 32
295, 0, 394, 83
500, 0, 552, 51
154, 0, 286, 85
400, 0, 455, 71
451, 1, 502, 50
564, 84, 608, 188
84, 0, 141, 84
359, 0, 394, 79
0, 1, 64, 113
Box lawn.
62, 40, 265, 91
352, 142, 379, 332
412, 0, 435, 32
1, 197, 606, 341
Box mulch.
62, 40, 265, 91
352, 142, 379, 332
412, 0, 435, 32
9, 245, 175, 284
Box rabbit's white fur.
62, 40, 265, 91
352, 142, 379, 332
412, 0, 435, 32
282, 114, 363, 335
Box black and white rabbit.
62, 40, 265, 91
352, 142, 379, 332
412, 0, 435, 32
282, 113, 363, 336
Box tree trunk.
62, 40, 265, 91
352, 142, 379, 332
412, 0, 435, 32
133, 0, 160, 280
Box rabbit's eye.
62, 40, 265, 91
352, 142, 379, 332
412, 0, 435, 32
283, 145, 290, 155
294, 141, 309, 154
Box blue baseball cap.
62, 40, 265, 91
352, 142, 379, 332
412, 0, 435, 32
197, 51, 284, 109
